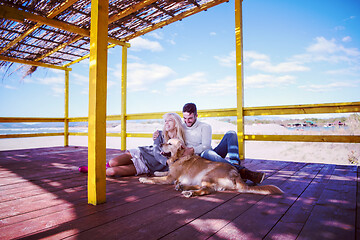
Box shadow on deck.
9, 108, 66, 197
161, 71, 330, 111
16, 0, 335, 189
0, 146, 358, 239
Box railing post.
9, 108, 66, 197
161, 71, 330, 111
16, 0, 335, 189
87, 0, 108, 205
121, 45, 128, 150
64, 69, 69, 147
235, 0, 245, 160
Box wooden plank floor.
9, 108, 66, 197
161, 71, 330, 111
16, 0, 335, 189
0, 146, 358, 240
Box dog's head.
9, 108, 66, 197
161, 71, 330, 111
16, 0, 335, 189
161, 138, 185, 165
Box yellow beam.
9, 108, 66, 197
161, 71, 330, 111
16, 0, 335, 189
108, 0, 158, 23
69, 132, 88, 136
235, 0, 245, 160
121, 46, 128, 150
64, 69, 69, 147
68, 117, 89, 122
245, 102, 360, 116
87, 0, 108, 205
0, 117, 64, 123
0, 56, 71, 71
123, 0, 229, 41
245, 135, 360, 143
112, 133, 360, 144
63, 42, 130, 68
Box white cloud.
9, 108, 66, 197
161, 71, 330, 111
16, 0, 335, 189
178, 54, 190, 61
250, 60, 309, 73
168, 39, 176, 45
70, 72, 88, 85
214, 51, 235, 67
306, 37, 360, 57
4, 85, 17, 90
292, 36, 360, 65
245, 74, 296, 88
51, 85, 64, 97
35, 76, 64, 85
244, 51, 269, 61
325, 65, 360, 76
148, 32, 163, 40
342, 36, 352, 42
215, 50, 308, 73
166, 72, 207, 91
298, 81, 357, 92
129, 37, 163, 52
344, 16, 356, 21
196, 76, 236, 95
306, 37, 338, 54
165, 73, 236, 96
124, 63, 175, 91
210, 32, 216, 36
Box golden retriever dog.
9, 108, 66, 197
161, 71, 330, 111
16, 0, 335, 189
139, 139, 283, 198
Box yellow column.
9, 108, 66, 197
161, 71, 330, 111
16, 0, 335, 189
121, 46, 128, 150
235, 0, 245, 160
64, 69, 69, 147
87, 0, 108, 205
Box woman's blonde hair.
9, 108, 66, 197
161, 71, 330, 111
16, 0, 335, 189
162, 112, 186, 145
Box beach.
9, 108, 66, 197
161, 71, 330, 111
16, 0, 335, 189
1, 120, 359, 166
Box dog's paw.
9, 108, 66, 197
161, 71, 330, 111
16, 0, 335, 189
182, 190, 193, 198
175, 183, 183, 191
138, 177, 150, 183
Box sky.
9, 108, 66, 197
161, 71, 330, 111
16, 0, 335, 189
1, 0, 360, 118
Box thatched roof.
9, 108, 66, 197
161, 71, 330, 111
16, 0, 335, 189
0, 0, 228, 73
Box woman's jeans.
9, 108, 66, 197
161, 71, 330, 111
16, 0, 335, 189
200, 131, 244, 171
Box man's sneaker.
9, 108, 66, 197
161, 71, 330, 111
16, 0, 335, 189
240, 168, 265, 184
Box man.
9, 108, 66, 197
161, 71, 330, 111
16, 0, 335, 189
182, 103, 265, 184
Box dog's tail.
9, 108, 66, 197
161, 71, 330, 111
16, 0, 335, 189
245, 185, 283, 195
235, 178, 283, 195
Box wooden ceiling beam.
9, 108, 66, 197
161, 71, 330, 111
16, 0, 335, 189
0, 6, 130, 47
0, 55, 71, 71
0, 0, 78, 55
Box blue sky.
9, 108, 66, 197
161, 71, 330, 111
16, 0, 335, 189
1, 0, 359, 117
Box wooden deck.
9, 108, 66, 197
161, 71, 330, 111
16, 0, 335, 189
0, 146, 358, 240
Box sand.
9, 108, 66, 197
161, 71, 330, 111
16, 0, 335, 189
1, 121, 359, 166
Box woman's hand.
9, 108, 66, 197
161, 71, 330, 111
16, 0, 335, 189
153, 130, 160, 140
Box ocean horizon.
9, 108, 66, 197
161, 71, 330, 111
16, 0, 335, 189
0, 122, 88, 135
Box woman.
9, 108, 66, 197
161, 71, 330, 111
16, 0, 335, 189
105, 112, 185, 177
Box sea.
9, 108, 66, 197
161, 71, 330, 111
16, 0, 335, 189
0, 122, 88, 135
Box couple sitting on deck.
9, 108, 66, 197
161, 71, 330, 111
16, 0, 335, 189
104, 103, 265, 184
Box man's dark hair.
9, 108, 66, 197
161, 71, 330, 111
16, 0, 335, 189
183, 103, 197, 115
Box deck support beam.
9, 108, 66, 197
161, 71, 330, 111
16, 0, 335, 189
235, 0, 245, 160
64, 69, 69, 147
87, 0, 108, 205
121, 46, 128, 150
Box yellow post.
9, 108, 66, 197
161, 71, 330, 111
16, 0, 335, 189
87, 0, 108, 205
121, 46, 128, 150
64, 69, 69, 146
235, 0, 245, 160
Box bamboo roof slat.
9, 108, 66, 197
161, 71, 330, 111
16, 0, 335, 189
0, 0, 229, 71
